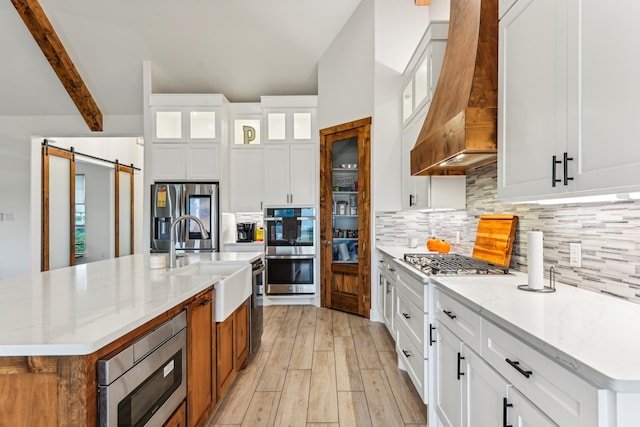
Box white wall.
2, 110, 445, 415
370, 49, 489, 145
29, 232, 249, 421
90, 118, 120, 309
0, 114, 141, 278
318, 0, 375, 130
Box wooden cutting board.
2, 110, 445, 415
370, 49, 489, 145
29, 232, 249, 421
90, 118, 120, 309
471, 214, 518, 267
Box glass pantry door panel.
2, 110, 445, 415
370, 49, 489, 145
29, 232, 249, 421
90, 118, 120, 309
267, 113, 286, 140
189, 111, 216, 139
233, 119, 261, 144
156, 111, 182, 139
293, 113, 312, 140
49, 155, 71, 270
331, 137, 359, 264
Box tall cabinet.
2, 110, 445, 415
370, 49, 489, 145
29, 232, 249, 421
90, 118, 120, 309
498, 0, 640, 202
401, 21, 466, 211
320, 118, 371, 318
262, 96, 318, 207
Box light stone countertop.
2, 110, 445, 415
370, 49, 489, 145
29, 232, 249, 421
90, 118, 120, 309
377, 244, 640, 392
0, 252, 261, 357
433, 273, 640, 392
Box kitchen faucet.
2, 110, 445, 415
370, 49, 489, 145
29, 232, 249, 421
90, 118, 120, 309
169, 215, 210, 268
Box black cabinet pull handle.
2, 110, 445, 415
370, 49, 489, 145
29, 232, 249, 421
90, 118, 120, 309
443, 310, 456, 320
457, 352, 465, 380
200, 298, 213, 306
503, 397, 513, 427
402, 349, 411, 358
429, 324, 436, 346
563, 152, 574, 186
402, 312, 411, 319
409, 194, 415, 206
552, 155, 562, 187
386, 283, 391, 294
389, 268, 395, 272
506, 358, 532, 378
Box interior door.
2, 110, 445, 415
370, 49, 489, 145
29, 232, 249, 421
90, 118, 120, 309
41, 145, 76, 271
319, 118, 371, 317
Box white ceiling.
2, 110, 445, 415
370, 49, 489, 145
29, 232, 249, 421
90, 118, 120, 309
0, 0, 368, 117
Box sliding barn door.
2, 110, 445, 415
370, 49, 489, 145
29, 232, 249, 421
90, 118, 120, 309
41, 146, 75, 271
115, 163, 134, 257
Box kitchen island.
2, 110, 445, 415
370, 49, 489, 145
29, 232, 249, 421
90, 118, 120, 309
0, 252, 261, 426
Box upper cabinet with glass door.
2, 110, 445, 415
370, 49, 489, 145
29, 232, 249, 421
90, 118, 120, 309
261, 96, 317, 144
402, 21, 448, 124
150, 94, 229, 143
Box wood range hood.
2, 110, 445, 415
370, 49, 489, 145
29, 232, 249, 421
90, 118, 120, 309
410, 0, 497, 176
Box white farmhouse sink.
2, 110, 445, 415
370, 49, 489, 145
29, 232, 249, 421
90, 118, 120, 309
175, 262, 252, 322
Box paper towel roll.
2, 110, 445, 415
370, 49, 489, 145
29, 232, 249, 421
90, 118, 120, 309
221, 213, 236, 244
527, 231, 544, 290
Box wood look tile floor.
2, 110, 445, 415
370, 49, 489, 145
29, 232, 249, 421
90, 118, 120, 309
208, 305, 428, 427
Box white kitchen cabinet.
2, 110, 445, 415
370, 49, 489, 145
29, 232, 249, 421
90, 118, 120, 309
229, 147, 264, 212
499, 0, 640, 202
394, 259, 430, 402
463, 346, 509, 427
498, 0, 567, 201
262, 96, 317, 144
402, 22, 448, 124
152, 143, 220, 181
264, 144, 316, 206
507, 387, 556, 427
433, 285, 600, 427
434, 321, 463, 427
401, 22, 464, 211
401, 104, 466, 211
376, 251, 397, 337
150, 94, 227, 143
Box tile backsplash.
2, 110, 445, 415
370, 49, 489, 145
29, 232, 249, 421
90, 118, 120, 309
376, 163, 640, 302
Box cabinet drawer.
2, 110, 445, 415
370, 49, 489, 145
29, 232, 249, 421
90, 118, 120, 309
482, 319, 599, 427
395, 261, 426, 312
395, 285, 425, 351
434, 288, 481, 353
397, 324, 427, 401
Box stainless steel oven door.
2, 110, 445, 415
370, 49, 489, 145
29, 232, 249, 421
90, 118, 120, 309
266, 255, 316, 294
98, 326, 186, 427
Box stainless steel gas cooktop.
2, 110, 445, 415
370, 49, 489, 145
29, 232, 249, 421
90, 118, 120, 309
403, 253, 510, 276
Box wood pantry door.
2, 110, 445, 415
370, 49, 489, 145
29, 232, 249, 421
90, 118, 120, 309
320, 117, 371, 318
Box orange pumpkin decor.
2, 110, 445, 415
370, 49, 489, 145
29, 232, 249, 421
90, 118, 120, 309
436, 240, 451, 254
427, 237, 440, 251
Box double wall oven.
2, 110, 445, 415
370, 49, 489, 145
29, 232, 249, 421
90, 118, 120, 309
264, 207, 316, 294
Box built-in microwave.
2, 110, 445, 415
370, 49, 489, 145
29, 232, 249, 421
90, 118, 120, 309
97, 312, 187, 427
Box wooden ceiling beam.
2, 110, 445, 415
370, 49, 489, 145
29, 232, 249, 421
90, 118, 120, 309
11, 0, 103, 131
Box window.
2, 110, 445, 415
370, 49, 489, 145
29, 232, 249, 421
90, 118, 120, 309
75, 174, 86, 255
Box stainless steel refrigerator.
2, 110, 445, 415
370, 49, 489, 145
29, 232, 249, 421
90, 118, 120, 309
151, 183, 219, 253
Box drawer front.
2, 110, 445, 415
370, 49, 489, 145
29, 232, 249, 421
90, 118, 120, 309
483, 319, 599, 427
397, 323, 427, 401
395, 262, 426, 312
377, 252, 397, 277
434, 288, 481, 353
395, 285, 425, 350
